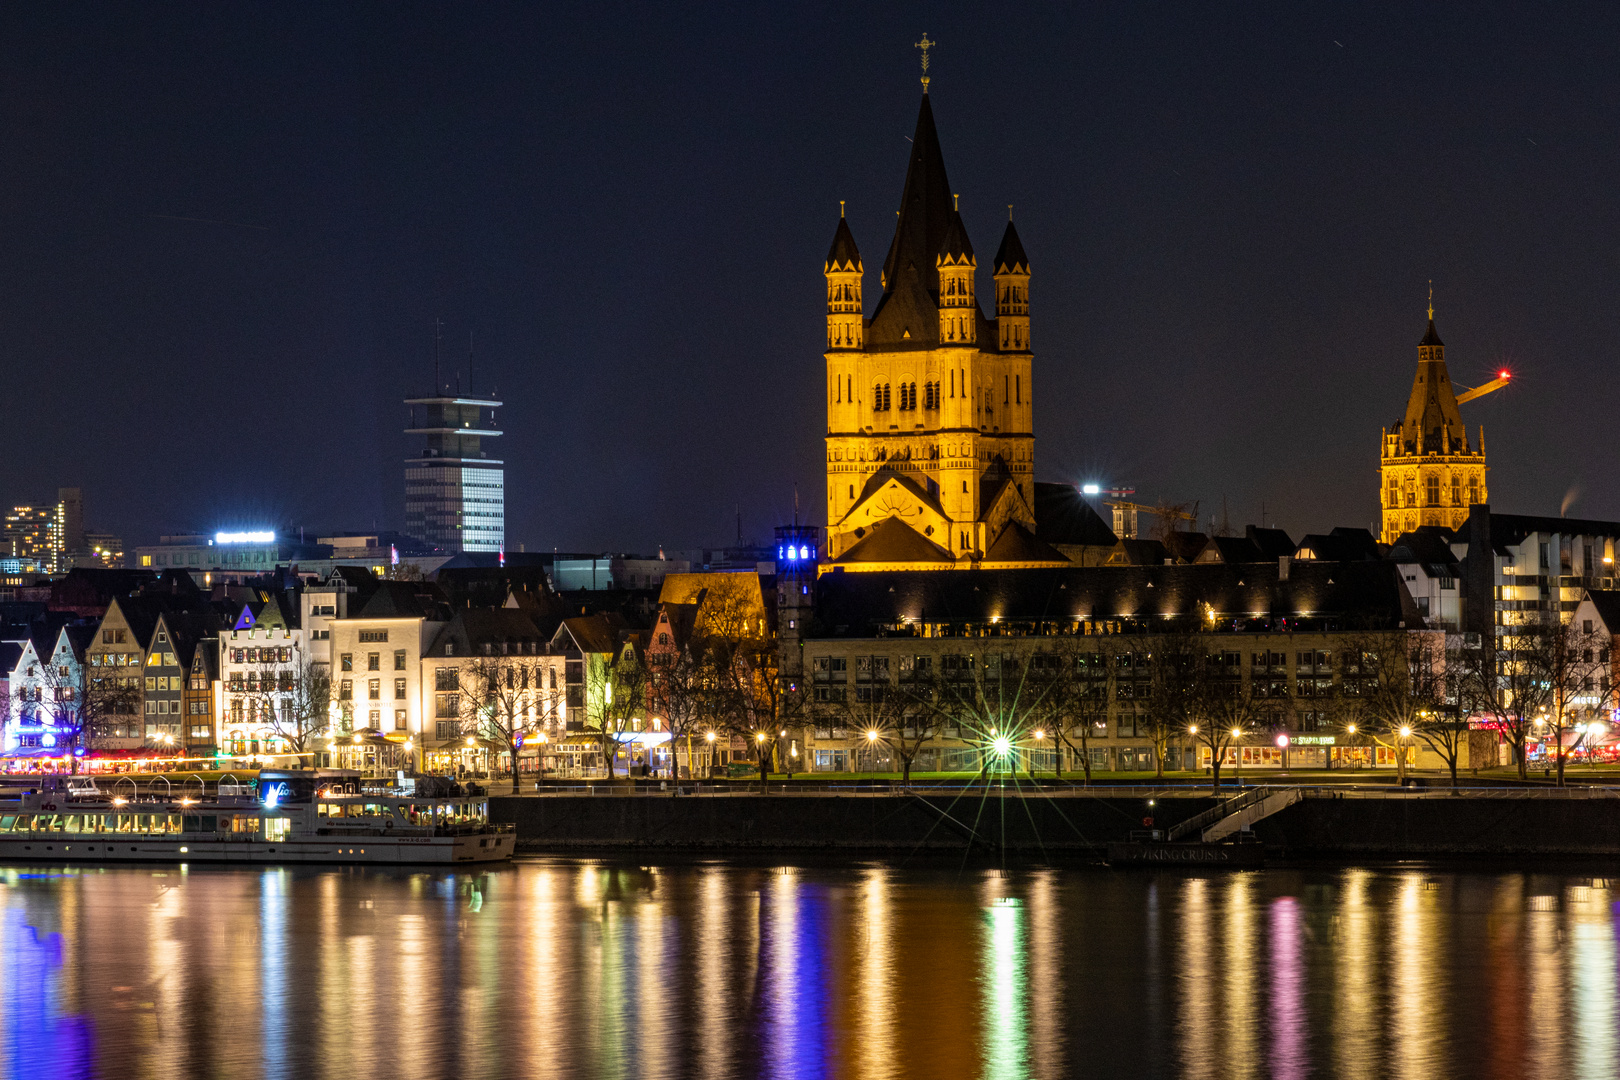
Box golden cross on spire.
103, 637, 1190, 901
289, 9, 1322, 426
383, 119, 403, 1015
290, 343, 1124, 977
915, 33, 935, 92
1428, 280, 1434, 321
839, 199, 846, 218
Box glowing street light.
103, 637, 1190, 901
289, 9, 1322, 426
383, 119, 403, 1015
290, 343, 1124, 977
1399, 726, 1412, 739
866, 729, 880, 743
992, 736, 1013, 756
1347, 723, 1357, 735
1032, 730, 1044, 741
705, 731, 717, 743
1188, 724, 1198, 735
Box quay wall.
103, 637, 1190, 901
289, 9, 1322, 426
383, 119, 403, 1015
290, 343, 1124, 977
1254, 795, 1620, 857
490, 792, 1212, 853
492, 791, 1620, 857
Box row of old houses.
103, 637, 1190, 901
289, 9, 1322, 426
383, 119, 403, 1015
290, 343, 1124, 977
2, 498, 1618, 778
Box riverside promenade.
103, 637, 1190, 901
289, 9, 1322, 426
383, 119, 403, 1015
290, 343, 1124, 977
489, 776, 1620, 858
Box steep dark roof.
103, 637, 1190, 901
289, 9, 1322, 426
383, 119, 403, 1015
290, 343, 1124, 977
806, 561, 1419, 637
938, 209, 973, 262
1033, 483, 1118, 547
832, 517, 955, 564
993, 220, 1028, 273
0, 642, 23, 676
1112, 539, 1169, 566
1295, 528, 1381, 563
1246, 526, 1296, 560
1164, 531, 1210, 564
1585, 591, 1620, 634
353, 580, 449, 619
825, 216, 861, 272
984, 521, 1069, 564
556, 612, 628, 656
162, 612, 221, 670
426, 608, 547, 658
880, 95, 953, 297
1420, 317, 1444, 347
1386, 530, 1461, 568
868, 95, 957, 350
1199, 536, 1266, 564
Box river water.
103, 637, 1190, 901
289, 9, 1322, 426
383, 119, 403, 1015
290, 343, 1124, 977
1, 857, 1616, 1080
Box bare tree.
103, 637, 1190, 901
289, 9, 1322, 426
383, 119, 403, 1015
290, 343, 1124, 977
827, 653, 937, 786
1455, 632, 1543, 780
1047, 641, 1112, 784
1353, 630, 1447, 785
586, 642, 650, 780
1187, 648, 1256, 792
1521, 619, 1612, 786
246, 647, 333, 761
646, 642, 707, 780
925, 649, 1063, 781
1140, 633, 1204, 779
714, 636, 790, 789
459, 654, 554, 795
39, 659, 141, 771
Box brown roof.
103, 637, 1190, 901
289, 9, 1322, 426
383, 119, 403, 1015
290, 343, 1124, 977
832, 518, 954, 565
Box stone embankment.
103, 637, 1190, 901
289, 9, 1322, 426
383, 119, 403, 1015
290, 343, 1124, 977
489, 784, 1620, 858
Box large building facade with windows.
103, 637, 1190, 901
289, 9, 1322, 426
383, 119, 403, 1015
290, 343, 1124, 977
822, 90, 1043, 566
404, 394, 505, 553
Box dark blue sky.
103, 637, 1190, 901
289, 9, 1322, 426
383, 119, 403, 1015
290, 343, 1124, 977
3, 3, 1616, 550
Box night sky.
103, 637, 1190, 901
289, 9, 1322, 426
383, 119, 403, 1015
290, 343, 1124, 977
4, 4, 1617, 552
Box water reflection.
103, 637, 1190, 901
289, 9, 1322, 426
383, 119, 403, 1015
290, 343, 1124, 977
2, 861, 1620, 1078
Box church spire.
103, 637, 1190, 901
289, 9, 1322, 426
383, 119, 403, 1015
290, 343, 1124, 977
878, 94, 954, 300
1421, 283, 1443, 347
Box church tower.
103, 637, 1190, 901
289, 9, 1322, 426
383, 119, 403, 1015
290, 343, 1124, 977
821, 87, 1042, 566
1378, 302, 1489, 543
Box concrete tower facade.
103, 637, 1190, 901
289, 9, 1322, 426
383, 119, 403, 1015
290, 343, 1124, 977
404, 394, 505, 553
1379, 310, 1488, 543
822, 93, 1038, 565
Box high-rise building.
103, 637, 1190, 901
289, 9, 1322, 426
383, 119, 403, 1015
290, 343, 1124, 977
3, 503, 60, 570
404, 393, 505, 553
57, 487, 84, 556
1378, 303, 1499, 543
821, 88, 1040, 566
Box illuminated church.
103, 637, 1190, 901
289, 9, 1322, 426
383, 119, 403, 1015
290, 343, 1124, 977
1378, 302, 1501, 543
822, 85, 1064, 570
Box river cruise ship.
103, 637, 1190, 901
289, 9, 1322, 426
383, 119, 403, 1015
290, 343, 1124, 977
0, 769, 515, 864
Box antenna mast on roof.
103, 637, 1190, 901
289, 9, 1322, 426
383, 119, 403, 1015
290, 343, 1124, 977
468, 331, 474, 396
433, 317, 443, 394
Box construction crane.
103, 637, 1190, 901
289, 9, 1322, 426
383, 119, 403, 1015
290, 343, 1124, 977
1455, 370, 1511, 405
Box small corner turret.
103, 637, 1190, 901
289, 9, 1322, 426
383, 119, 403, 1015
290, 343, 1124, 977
825, 207, 864, 351
993, 217, 1030, 352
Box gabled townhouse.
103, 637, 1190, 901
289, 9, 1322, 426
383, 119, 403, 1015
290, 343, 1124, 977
7, 625, 96, 763
85, 597, 157, 749
219, 590, 304, 761
182, 632, 219, 757
142, 612, 221, 753
546, 612, 630, 777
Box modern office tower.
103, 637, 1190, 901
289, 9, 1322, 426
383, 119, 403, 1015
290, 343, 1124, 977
403, 393, 505, 553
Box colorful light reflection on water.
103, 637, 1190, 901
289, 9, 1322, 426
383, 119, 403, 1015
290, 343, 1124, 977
1, 861, 1619, 1079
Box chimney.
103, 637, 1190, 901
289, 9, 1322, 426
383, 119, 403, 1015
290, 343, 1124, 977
1278, 556, 1291, 581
